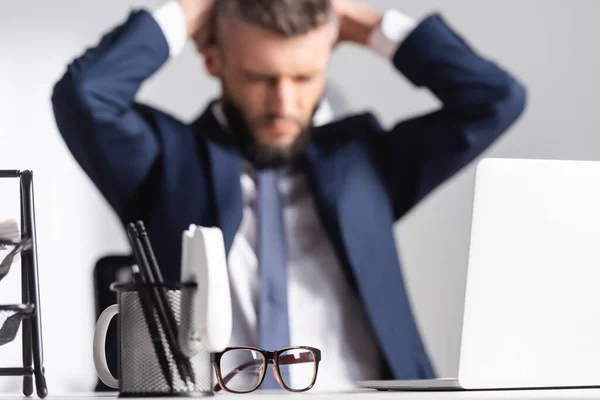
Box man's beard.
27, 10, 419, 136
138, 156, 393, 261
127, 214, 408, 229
221, 96, 316, 170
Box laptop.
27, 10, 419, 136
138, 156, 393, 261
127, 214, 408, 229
359, 158, 600, 391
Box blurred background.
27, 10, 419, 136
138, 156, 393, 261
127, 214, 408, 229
1, 0, 599, 393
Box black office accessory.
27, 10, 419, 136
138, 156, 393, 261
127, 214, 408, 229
127, 223, 194, 385
99, 281, 212, 397
135, 222, 195, 384
0, 170, 48, 398
125, 226, 173, 392
135, 221, 163, 282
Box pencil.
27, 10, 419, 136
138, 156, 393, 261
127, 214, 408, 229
131, 222, 194, 385
126, 224, 173, 391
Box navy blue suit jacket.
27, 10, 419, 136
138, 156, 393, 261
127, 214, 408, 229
52, 10, 526, 380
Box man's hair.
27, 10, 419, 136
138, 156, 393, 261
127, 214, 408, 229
215, 0, 334, 36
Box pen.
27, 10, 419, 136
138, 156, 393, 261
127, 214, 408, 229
130, 222, 194, 385
126, 225, 173, 391
135, 221, 196, 385
135, 221, 164, 282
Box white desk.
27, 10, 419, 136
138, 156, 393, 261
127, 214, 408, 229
3, 389, 600, 399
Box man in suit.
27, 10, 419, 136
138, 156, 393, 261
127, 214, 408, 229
52, 0, 526, 391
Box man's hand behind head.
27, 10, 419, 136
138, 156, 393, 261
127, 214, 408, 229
332, 0, 382, 46
179, 0, 215, 41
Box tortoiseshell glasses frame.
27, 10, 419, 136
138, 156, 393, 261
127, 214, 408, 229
212, 346, 321, 393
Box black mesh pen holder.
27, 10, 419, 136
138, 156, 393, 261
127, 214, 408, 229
94, 282, 212, 397
0, 170, 48, 398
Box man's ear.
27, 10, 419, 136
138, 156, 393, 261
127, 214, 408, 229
202, 46, 221, 78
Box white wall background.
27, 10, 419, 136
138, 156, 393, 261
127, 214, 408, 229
1, 0, 599, 393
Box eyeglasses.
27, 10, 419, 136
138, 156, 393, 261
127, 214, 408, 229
212, 346, 321, 393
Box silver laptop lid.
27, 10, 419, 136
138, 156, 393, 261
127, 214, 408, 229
458, 158, 600, 389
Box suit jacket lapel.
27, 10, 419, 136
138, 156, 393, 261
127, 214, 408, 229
192, 106, 243, 254
305, 135, 426, 379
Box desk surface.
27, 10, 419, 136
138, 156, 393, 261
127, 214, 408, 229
3, 389, 600, 399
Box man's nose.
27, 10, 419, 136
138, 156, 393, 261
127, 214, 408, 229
267, 78, 297, 117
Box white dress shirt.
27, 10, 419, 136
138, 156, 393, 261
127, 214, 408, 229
151, 1, 417, 391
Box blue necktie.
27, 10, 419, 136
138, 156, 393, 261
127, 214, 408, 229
257, 169, 290, 389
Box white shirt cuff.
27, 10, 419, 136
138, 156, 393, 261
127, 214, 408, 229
368, 9, 417, 59
152, 1, 188, 58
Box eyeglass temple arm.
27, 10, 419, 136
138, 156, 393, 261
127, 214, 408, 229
213, 352, 315, 392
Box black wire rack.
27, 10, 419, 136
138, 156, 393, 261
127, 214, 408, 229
0, 170, 48, 398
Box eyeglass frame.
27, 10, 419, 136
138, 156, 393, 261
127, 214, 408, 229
212, 346, 322, 393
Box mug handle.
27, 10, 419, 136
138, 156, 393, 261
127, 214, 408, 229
93, 304, 119, 389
